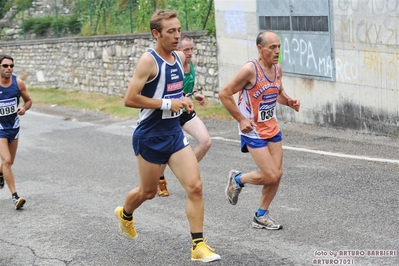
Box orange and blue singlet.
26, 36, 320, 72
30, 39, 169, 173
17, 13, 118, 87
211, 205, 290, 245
237, 59, 281, 140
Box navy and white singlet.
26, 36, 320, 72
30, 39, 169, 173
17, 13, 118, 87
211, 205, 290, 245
133, 49, 184, 138
0, 75, 21, 130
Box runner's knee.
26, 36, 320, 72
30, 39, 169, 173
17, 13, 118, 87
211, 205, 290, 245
141, 188, 158, 200
185, 180, 203, 197
199, 137, 212, 152
263, 169, 282, 185
1, 158, 12, 168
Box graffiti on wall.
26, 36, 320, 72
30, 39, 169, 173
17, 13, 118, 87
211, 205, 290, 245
341, 19, 398, 46
339, 0, 399, 79
335, 58, 358, 82
282, 37, 333, 78
364, 50, 399, 78
338, 0, 399, 14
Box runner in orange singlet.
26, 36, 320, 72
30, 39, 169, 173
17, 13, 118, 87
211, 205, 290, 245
219, 30, 300, 230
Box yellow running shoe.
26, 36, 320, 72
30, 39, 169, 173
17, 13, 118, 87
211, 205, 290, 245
114, 206, 137, 239
191, 237, 221, 262
157, 179, 170, 197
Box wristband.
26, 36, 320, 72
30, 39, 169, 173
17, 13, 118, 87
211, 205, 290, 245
161, 99, 171, 110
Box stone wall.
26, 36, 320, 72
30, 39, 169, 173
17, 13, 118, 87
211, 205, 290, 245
0, 30, 219, 99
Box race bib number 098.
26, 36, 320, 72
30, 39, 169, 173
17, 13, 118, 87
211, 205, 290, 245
0, 98, 18, 117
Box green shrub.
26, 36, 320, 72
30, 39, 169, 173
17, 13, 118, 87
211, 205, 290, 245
22, 14, 81, 36
22, 16, 50, 35
55, 14, 81, 34
65, 14, 81, 34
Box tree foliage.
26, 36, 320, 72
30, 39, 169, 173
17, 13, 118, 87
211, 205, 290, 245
1, 0, 215, 38
76, 0, 215, 35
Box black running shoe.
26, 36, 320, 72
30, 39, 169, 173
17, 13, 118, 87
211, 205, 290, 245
0, 173, 4, 189
13, 196, 26, 210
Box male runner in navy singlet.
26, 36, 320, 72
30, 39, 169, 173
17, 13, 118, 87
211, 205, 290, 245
114, 10, 220, 263
0, 55, 32, 210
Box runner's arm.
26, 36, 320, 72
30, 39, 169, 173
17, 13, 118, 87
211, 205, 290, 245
276, 64, 300, 112
17, 79, 32, 115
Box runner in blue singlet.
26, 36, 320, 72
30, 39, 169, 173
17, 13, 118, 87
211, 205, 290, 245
0, 54, 32, 210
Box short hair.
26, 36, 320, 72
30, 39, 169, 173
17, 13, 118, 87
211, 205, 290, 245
256, 30, 273, 46
150, 9, 178, 34
178, 35, 193, 49
0, 54, 13, 64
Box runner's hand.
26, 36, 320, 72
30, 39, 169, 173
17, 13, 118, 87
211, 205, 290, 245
180, 97, 194, 113
288, 98, 300, 112
194, 92, 205, 106
239, 118, 256, 134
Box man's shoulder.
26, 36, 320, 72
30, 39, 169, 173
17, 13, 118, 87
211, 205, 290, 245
175, 50, 185, 63
16, 77, 26, 88
137, 52, 157, 68
191, 58, 197, 67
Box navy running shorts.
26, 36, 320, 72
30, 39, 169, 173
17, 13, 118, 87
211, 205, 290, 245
133, 130, 189, 164
0, 128, 20, 143
240, 131, 282, 153
179, 110, 196, 127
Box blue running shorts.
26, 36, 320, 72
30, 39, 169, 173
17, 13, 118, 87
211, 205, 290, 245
133, 130, 189, 164
0, 128, 20, 143
240, 131, 282, 153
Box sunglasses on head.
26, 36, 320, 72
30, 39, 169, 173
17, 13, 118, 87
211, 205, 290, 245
1, 64, 14, 68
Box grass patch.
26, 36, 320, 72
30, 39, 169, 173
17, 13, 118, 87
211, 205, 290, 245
28, 88, 233, 121
29, 88, 138, 119
193, 100, 232, 120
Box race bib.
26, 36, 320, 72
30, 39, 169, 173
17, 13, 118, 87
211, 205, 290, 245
162, 92, 183, 119
0, 98, 18, 117
258, 101, 276, 122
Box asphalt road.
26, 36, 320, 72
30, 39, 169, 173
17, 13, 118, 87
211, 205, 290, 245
0, 105, 398, 266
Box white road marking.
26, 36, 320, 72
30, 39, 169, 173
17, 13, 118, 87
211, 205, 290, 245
211, 136, 399, 165
27, 112, 399, 165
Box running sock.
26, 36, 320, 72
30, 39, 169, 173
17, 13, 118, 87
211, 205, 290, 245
191, 232, 204, 247
159, 175, 165, 181
12, 192, 19, 199
122, 208, 133, 221
256, 208, 268, 217
235, 174, 244, 187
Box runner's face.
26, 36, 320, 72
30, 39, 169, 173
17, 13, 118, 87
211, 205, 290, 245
158, 18, 181, 51
179, 39, 194, 63
0, 58, 13, 79
260, 33, 281, 66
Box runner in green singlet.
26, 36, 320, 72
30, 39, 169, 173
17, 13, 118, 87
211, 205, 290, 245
157, 35, 212, 197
